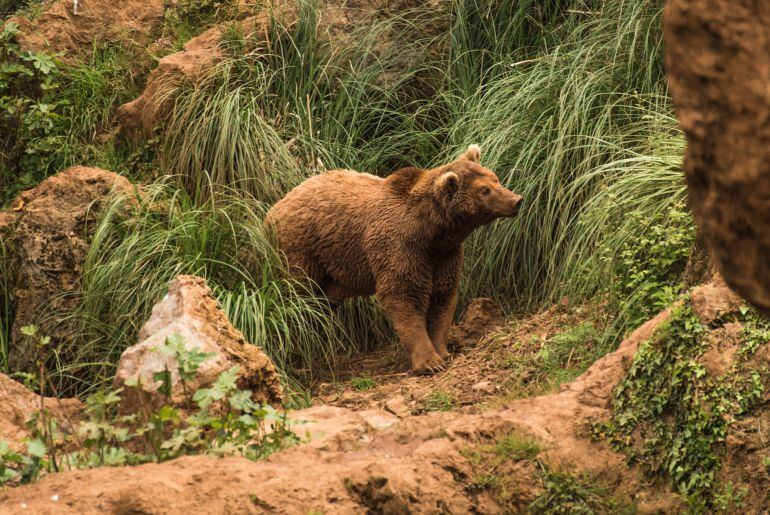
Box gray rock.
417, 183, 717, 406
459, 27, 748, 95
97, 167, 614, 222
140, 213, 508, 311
113, 275, 282, 413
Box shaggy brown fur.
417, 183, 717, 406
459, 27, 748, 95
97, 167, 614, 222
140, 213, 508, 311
266, 145, 523, 374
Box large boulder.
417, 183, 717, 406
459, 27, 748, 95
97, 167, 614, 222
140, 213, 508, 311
1, 167, 133, 373
665, 0, 770, 314
113, 275, 283, 413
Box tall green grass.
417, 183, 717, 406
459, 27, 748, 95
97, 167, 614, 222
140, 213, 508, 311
159, 1, 439, 201
13, 0, 693, 391
55, 43, 145, 173
45, 181, 356, 397
436, 1, 684, 313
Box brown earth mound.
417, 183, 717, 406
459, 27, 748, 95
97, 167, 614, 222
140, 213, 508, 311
0, 166, 133, 373
11, 0, 165, 58
0, 291, 680, 513
0, 373, 81, 449
665, 0, 770, 314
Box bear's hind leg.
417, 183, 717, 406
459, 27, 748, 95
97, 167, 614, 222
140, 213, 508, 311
283, 250, 324, 292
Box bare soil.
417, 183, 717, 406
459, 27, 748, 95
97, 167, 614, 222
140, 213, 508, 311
0, 297, 681, 514
313, 299, 599, 415
12, 0, 165, 58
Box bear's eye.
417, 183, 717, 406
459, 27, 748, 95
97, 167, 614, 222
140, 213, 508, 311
481, 187, 491, 196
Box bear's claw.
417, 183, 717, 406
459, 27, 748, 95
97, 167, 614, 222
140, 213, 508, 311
412, 352, 447, 375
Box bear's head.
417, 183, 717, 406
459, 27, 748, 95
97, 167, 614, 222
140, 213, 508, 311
432, 144, 523, 226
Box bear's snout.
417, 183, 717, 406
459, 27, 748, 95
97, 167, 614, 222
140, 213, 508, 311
494, 190, 523, 217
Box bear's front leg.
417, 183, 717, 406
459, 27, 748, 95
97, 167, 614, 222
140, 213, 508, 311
427, 289, 457, 360
377, 292, 446, 375
427, 250, 462, 360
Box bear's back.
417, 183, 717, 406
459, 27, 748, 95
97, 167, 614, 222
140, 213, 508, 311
294, 169, 383, 201
270, 169, 384, 219
266, 169, 391, 247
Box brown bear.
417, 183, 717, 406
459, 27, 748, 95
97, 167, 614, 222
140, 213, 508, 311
266, 145, 523, 374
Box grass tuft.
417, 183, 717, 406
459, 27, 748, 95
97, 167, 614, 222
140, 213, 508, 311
45, 180, 355, 396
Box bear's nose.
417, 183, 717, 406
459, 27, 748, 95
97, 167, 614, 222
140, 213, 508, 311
506, 195, 523, 216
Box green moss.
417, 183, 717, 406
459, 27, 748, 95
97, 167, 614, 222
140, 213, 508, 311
593, 301, 768, 511
423, 390, 454, 412
350, 376, 376, 391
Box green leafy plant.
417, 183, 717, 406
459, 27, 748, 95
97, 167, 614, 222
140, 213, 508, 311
350, 376, 377, 391
713, 482, 747, 513
423, 389, 454, 412
0, 333, 298, 485
593, 302, 768, 510
1, 24, 143, 206
0, 22, 66, 204
152, 332, 215, 401
606, 202, 694, 329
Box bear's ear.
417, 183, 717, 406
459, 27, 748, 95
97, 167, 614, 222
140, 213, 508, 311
436, 171, 459, 194
460, 144, 481, 163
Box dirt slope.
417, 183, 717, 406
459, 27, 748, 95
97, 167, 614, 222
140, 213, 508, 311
0, 303, 676, 514
0, 374, 81, 450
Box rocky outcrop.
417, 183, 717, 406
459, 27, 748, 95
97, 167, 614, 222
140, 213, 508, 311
690, 274, 744, 325
665, 0, 770, 314
116, 11, 285, 139
0, 373, 82, 449
113, 275, 282, 413
1, 167, 133, 373
449, 297, 504, 350
11, 0, 165, 58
